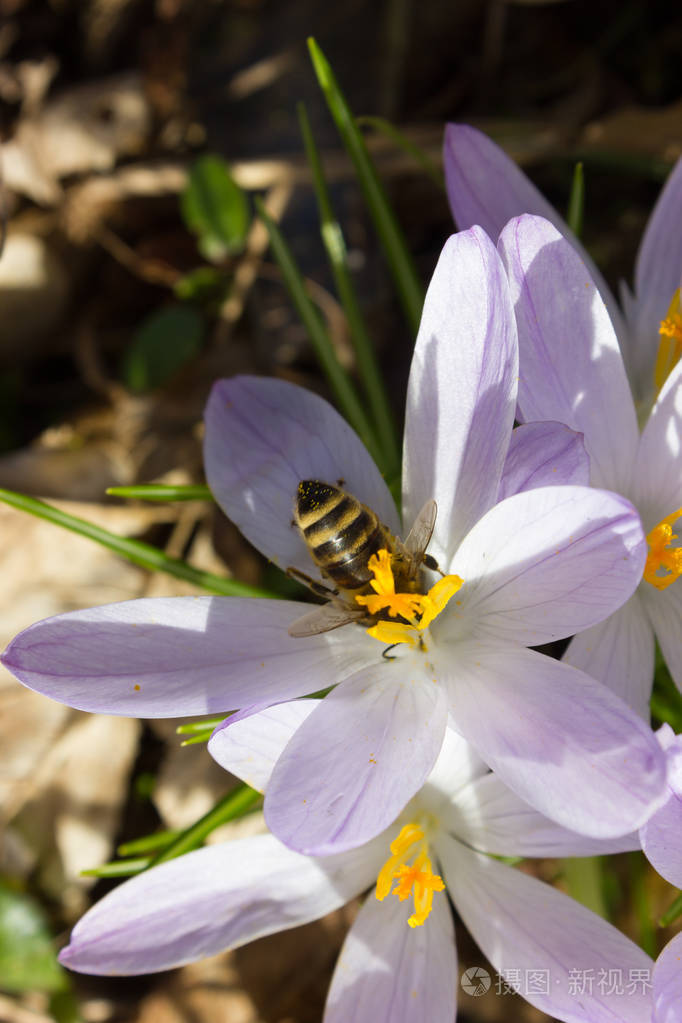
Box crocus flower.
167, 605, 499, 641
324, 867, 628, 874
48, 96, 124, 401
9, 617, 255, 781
640, 724, 682, 888
443, 122, 682, 411
59, 702, 654, 1023
653, 931, 682, 1023
444, 127, 682, 714
494, 213, 682, 718
2, 228, 665, 855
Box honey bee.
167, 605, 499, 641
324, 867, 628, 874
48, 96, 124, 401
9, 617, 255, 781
288, 479, 438, 637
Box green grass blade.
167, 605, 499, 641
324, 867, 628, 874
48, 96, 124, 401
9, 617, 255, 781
255, 197, 382, 466
566, 162, 584, 238
307, 37, 424, 336
297, 102, 401, 480
107, 484, 213, 501
176, 717, 227, 735
150, 785, 262, 865
117, 830, 181, 857
659, 891, 682, 927
629, 852, 656, 957
0, 488, 276, 599
356, 116, 444, 189
561, 856, 607, 918
81, 857, 151, 878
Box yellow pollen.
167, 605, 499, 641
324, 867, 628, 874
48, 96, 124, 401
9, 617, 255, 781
375, 822, 444, 928
655, 289, 682, 395
355, 549, 463, 647
644, 508, 682, 590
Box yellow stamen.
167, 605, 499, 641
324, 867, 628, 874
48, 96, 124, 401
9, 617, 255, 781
366, 620, 421, 647
375, 822, 445, 928
644, 507, 682, 590
355, 549, 463, 646
655, 289, 682, 395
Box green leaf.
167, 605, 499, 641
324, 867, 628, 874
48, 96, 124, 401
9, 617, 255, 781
254, 197, 384, 470
0, 488, 277, 599
151, 784, 261, 865
307, 38, 424, 336
83, 785, 262, 879
123, 305, 204, 393
297, 102, 401, 482
106, 483, 213, 501
659, 891, 682, 927
174, 265, 227, 304
117, 829, 181, 857
561, 856, 607, 918
0, 883, 66, 993
181, 155, 250, 262
356, 116, 444, 189
81, 857, 152, 879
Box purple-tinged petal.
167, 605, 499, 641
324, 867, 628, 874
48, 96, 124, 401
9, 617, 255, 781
443, 641, 666, 837
643, 582, 682, 695
208, 700, 318, 791
439, 834, 654, 1023
403, 227, 517, 563
498, 214, 639, 492
630, 157, 682, 395
632, 358, 682, 530
420, 722, 489, 813
2, 598, 375, 717
204, 376, 399, 577
448, 773, 639, 859
654, 931, 682, 1023
264, 663, 448, 855
59, 834, 380, 976
563, 595, 655, 719
497, 421, 589, 502
640, 733, 682, 887
444, 123, 626, 342
323, 881, 456, 1023
448, 485, 646, 647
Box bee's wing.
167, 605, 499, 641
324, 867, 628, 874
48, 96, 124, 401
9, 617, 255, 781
288, 603, 363, 637
404, 499, 437, 560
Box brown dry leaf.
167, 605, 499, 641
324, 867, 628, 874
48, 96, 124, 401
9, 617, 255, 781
9, 713, 140, 914
0, 233, 71, 354
0, 498, 173, 890
3, 72, 152, 204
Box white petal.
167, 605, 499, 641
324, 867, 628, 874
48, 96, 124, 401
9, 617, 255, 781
60, 835, 378, 975
447, 773, 639, 858
448, 485, 646, 647
632, 358, 682, 529
208, 700, 319, 791
439, 834, 654, 1023
562, 594, 655, 719
403, 227, 517, 563
204, 376, 399, 576
654, 931, 682, 1023
324, 889, 456, 1023
442, 641, 667, 838
499, 215, 638, 492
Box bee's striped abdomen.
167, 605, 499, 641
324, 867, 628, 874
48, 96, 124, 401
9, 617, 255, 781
295, 480, 390, 592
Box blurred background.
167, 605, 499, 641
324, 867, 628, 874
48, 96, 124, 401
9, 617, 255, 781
1, 0, 681, 1020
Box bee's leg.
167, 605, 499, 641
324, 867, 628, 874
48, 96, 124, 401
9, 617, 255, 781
286, 566, 338, 600
381, 643, 398, 661
423, 553, 445, 576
